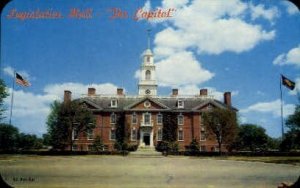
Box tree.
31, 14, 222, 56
0, 123, 19, 151
42, 133, 51, 146
233, 124, 269, 152
0, 79, 8, 120
114, 112, 127, 151
156, 112, 178, 152
47, 100, 95, 151
203, 108, 238, 154
93, 136, 104, 151
17, 133, 43, 150
282, 104, 300, 150
189, 138, 200, 154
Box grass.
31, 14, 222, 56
216, 156, 300, 166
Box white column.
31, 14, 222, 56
140, 130, 143, 146
150, 129, 154, 147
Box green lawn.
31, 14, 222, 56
0, 155, 299, 188
216, 156, 300, 166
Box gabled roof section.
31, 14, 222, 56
79, 98, 103, 110
192, 99, 238, 111
124, 97, 170, 110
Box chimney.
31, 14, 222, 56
117, 88, 124, 96
64, 90, 72, 103
88, 88, 96, 96
224, 92, 231, 106
172, 89, 178, 96
200, 89, 208, 96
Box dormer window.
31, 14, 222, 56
177, 100, 184, 109
111, 99, 118, 108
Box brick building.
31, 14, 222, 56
64, 45, 237, 152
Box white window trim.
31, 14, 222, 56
72, 128, 79, 140
111, 99, 118, 108
157, 113, 163, 125
110, 129, 116, 141
200, 145, 206, 152
178, 129, 184, 141
177, 114, 184, 125
110, 113, 116, 124
72, 144, 78, 151
199, 114, 203, 126
87, 129, 94, 140
157, 128, 162, 141
132, 113, 137, 124
87, 144, 93, 151
145, 70, 151, 80
143, 112, 151, 124
178, 100, 184, 109
131, 128, 137, 141
200, 130, 206, 141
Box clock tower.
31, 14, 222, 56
138, 32, 157, 97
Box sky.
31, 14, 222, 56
1, 0, 300, 138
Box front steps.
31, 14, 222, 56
129, 146, 162, 158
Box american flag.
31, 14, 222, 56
16, 73, 31, 87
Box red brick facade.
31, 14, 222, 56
67, 89, 237, 152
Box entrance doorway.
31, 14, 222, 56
143, 133, 150, 146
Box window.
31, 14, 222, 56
87, 129, 94, 140
178, 129, 184, 141
110, 113, 116, 124
157, 114, 163, 124
145, 70, 151, 80
177, 114, 184, 125
72, 145, 78, 151
110, 129, 116, 140
144, 113, 151, 124
214, 146, 220, 152
178, 100, 184, 108
200, 145, 206, 152
146, 56, 150, 62
200, 130, 206, 141
199, 114, 203, 126
87, 145, 94, 151
72, 128, 79, 140
131, 128, 137, 141
111, 99, 118, 108
157, 128, 162, 141
132, 113, 137, 124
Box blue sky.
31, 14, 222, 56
1, 0, 300, 138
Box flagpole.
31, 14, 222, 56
9, 71, 15, 125
280, 75, 284, 139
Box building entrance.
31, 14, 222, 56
143, 133, 150, 146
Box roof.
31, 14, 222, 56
78, 95, 238, 112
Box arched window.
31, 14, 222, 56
145, 70, 151, 80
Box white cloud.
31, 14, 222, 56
153, 0, 276, 56
44, 82, 119, 99
173, 85, 238, 102
5, 82, 119, 135
142, 0, 151, 11
140, 0, 278, 89
240, 99, 295, 118
3, 66, 32, 81
249, 3, 279, 22
289, 77, 300, 95
3, 66, 14, 77
273, 45, 300, 67
282, 1, 299, 15
155, 51, 214, 87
